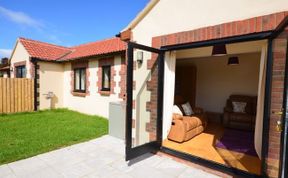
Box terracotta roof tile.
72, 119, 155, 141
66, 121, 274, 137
19, 37, 72, 61
61, 38, 127, 61
19, 37, 126, 61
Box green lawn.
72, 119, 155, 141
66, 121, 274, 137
0, 109, 108, 165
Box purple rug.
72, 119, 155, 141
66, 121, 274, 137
215, 129, 258, 157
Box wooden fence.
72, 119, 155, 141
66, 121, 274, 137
0, 78, 34, 114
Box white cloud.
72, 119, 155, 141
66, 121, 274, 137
46, 34, 63, 44
0, 49, 12, 58
0, 6, 44, 29
0, 6, 68, 47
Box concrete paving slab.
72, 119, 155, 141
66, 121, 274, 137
0, 135, 220, 178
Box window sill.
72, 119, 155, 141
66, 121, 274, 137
72, 91, 86, 97
99, 90, 111, 96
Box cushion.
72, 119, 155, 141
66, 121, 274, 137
173, 105, 183, 115
229, 95, 257, 114
181, 102, 194, 116
232, 101, 247, 113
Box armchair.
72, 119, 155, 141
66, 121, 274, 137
167, 96, 207, 143
223, 95, 257, 131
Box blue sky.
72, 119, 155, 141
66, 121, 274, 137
0, 0, 149, 58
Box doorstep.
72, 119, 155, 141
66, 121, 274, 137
157, 151, 240, 178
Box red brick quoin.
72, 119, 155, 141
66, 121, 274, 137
146, 58, 159, 142
70, 60, 90, 97
118, 55, 127, 99
29, 61, 35, 78
97, 57, 116, 96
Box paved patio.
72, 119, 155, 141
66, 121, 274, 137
0, 135, 220, 178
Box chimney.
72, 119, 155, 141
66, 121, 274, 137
1, 58, 8, 65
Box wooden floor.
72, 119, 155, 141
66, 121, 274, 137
162, 123, 261, 175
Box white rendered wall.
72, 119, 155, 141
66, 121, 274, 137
63, 55, 123, 118
9, 41, 32, 78
132, 0, 288, 46
39, 62, 64, 110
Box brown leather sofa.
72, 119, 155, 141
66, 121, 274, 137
167, 96, 207, 143
223, 95, 257, 131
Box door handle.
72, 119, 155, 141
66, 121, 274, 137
273, 111, 283, 115
272, 108, 284, 115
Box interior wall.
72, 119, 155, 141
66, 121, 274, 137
177, 53, 261, 113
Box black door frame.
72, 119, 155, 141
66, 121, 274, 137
158, 21, 287, 177
158, 31, 270, 178
125, 42, 165, 161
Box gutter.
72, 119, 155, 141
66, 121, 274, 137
55, 51, 127, 63
30, 51, 126, 63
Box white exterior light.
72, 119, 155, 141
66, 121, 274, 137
137, 51, 143, 64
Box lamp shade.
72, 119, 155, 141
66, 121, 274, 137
212, 44, 227, 56
228, 56, 239, 65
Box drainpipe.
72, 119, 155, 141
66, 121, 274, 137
31, 58, 38, 111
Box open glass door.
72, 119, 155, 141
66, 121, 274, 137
126, 42, 164, 161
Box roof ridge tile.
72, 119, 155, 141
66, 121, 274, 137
71, 37, 119, 48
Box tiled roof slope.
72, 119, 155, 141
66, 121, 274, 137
61, 38, 127, 61
19, 38, 72, 61
18, 37, 126, 61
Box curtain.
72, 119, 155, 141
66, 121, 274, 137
75, 69, 80, 90
162, 51, 176, 140
255, 45, 267, 158
80, 69, 86, 91
103, 67, 110, 89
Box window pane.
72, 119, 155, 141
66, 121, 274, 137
75, 70, 80, 90
16, 68, 21, 78
80, 69, 86, 91
22, 67, 26, 77
103, 67, 110, 89
16, 66, 26, 78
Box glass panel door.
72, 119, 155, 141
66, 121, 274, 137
126, 42, 164, 161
